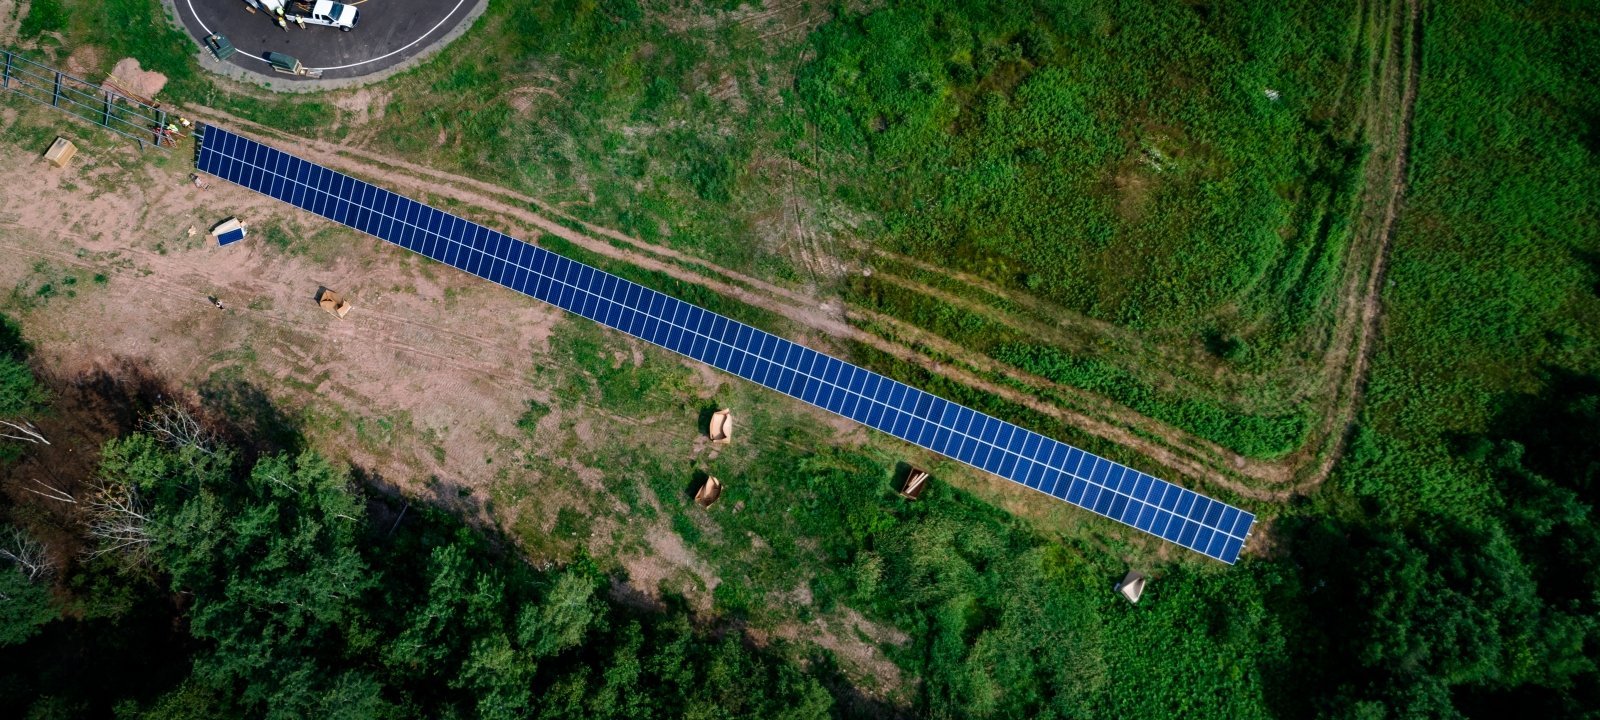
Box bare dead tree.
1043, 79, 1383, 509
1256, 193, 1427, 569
140, 401, 219, 456
0, 419, 49, 445
22, 478, 75, 504
84, 478, 152, 561
260, 469, 299, 495
0, 525, 55, 581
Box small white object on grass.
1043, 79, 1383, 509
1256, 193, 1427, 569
1115, 571, 1146, 604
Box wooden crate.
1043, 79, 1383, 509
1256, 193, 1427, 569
898, 468, 930, 500
44, 137, 76, 168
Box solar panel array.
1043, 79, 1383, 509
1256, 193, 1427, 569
196, 125, 1255, 563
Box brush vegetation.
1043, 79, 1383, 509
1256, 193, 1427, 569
2, 0, 1598, 716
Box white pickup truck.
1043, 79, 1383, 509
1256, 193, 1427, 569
247, 0, 360, 31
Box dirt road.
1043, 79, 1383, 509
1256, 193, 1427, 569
166, 0, 1423, 512
0, 0, 1419, 565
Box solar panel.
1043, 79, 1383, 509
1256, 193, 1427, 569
195, 125, 1256, 563
216, 228, 246, 246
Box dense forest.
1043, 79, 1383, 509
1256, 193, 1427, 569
2, 305, 1590, 718
3, 280, 1597, 720
3, 0, 1599, 717
0, 326, 834, 718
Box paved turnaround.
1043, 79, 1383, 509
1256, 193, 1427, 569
195, 125, 1256, 563
172, 0, 480, 81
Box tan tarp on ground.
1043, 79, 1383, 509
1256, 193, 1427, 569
316, 287, 351, 318
695, 476, 723, 508
708, 409, 733, 444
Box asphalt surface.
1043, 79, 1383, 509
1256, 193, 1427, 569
173, 0, 476, 80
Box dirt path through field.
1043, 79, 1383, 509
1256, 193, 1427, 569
867, 267, 1306, 413
0, 0, 1419, 564
169, 0, 1422, 511
179, 104, 1298, 492
855, 0, 1425, 505
1297, 0, 1422, 492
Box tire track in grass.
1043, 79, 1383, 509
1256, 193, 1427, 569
176, 106, 1294, 495
174, 0, 1423, 525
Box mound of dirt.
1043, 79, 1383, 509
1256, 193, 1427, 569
104, 57, 167, 102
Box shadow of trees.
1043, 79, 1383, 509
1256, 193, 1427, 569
1265, 367, 1600, 717
197, 375, 305, 462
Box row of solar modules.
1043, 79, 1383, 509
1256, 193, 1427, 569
196, 125, 1253, 563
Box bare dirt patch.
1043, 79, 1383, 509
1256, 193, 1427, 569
61, 45, 103, 77
751, 605, 912, 699
504, 85, 558, 115
611, 494, 721, 613
1112, 161, 1154, 221
331, 87, 391, 127
0, 0, 29, 43
749, 152, 852, 291
0, 123, 563, 522
105, 57, 167, 102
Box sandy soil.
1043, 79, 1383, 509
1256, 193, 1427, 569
0, 106, 914, 677
104, 58, 167, 102
0, 119, 564, 515
0, 0, 1419, 572
0, 0, 28, 43
179, 102, 1295, 501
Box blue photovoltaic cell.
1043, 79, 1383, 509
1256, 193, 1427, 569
195, 125, 1255, 564
216, 228, 246, 246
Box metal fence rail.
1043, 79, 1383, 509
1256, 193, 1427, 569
1, 48, 169, 149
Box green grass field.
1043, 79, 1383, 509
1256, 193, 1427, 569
3, 0, 1598, 716
349, 0, 1378, 465
801, 1, 1365, 334
5, 0, 1363, 466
